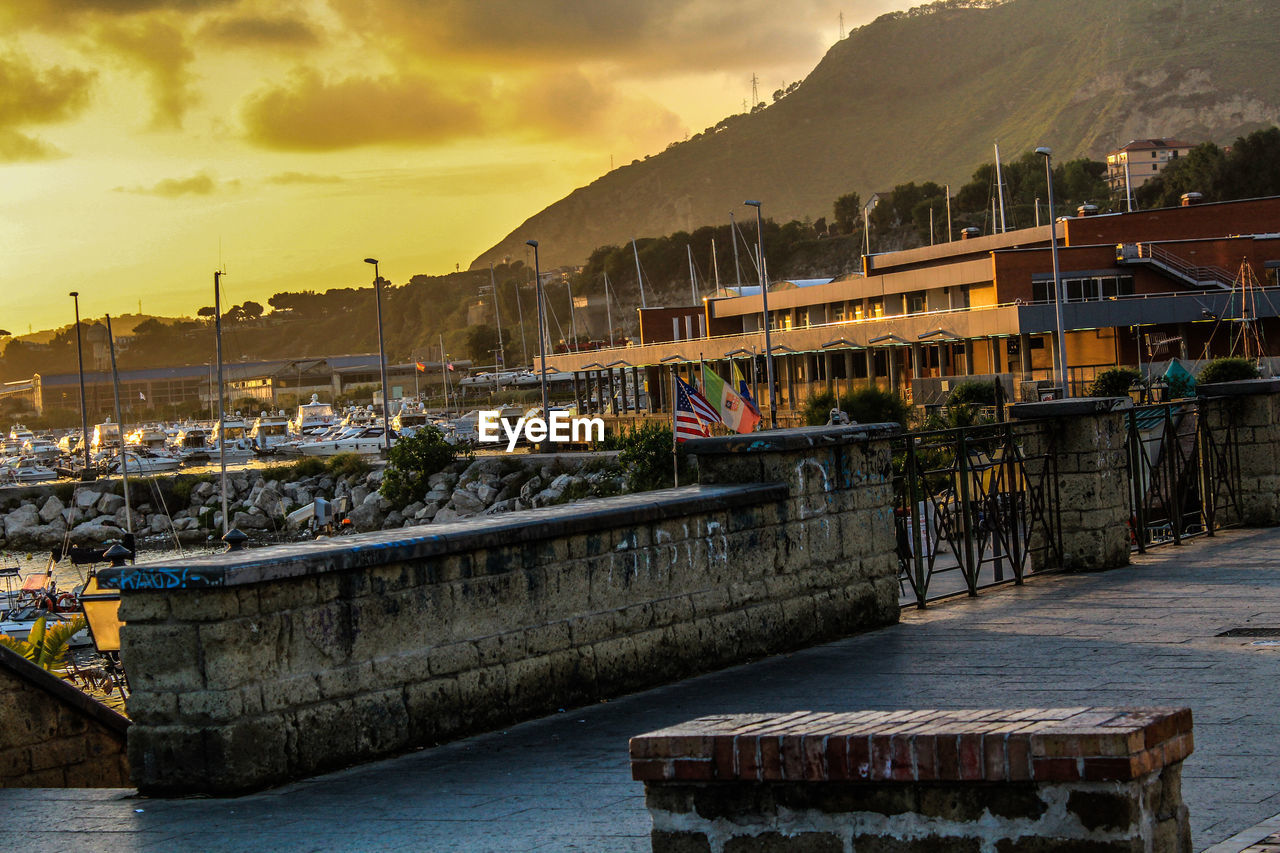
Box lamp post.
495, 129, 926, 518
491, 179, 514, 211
525, 240, 551, 424
744, 200, 777, 428
69, 291, 92, 477
1035, 147, 1070, 398
364, 258, 392, 450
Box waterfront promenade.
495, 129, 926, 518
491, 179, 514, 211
6, 527, 1280, 852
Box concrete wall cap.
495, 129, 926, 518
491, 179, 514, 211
1197, 377, 1280, 397
1008, 397, 1132, 419
689, 423, 900, 455
98, 483, 786, 590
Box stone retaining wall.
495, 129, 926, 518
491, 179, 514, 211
1198, 378, 1280, 527
632, 707, 1193, 852
0, 646, 130, 787
100, 423, 901, 795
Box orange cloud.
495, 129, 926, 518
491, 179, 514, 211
97, 18, 197, 129
0, 51, 94, 161
241, 71, 487, 150
201, 14, 321, 47
116, 171, 226, 197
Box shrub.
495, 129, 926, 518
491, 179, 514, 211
840, 387, 911, 426
380, 426, 460, 508
325, 452, 371, 480
947, 380, 999, 407
616, 423, 692, 492
1197, 357, 1260, 385
802, 391, 839, 426
1088, 367, 1141, 398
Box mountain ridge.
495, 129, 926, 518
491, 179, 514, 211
471, 0, 1280, 270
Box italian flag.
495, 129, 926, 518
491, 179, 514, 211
702, 365, 761, 434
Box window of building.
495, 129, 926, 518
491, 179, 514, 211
833, 303, 847, 323
870, 298, 884, 318
1033, 275, 1134, 303
907, 291, 926, 314
854, 302, 866, 320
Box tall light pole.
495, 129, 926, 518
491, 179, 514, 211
364, 258, 392, 450
1035, 147, 1070, 397
526, 240, 551, 421
69, 291, 92, 477
745, 200, 777, 428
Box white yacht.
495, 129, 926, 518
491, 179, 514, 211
169, 425, 212, 463
209, 413, 255, 461
90, 420, 122, 455
8, 424, 35, 444
250, 410, 292, 454
290, 394, 337, 438
104, 449, 181, 475
297, 425, 392, 457
125, 424, 172, 455
390, 401, 432, 436
21, 437, 61, 462
0, 457, 58, 484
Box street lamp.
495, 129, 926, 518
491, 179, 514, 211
1035, 146, 1070, 398
745, 200, 777, 428
69, 291, 91, 477
364, 258, 392, 451
525, 240, 551, 424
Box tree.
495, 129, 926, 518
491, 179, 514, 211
380, 426, 462, 508
464, 324, 501, 364
241, 301, 264, 321
197, 306, 216, 320
833, 192, 862, 234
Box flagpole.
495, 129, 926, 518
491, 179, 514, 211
671, 367, 679, 488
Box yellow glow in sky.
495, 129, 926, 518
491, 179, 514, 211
1, 0, 905, 333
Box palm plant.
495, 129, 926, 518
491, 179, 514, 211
0, 615, 86, 675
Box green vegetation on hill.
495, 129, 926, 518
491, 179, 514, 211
470, 0, 1280, 272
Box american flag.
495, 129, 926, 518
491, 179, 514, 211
673, 377, 719, 442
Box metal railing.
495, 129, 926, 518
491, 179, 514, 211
1127, 242, 1235, 289
1125, 401, 1240, 551
893, 419, 1062, 608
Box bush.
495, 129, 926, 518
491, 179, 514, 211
802, 391, 839, 426
380, 426, 460, 508
946, 380, 998, 407
803, 387, 910, 427
841, 387, 911, 426
1088, 368, 1141, 398
325, 453, 371, 480
616, 423, 692, 492
1197, 357, 1260, 385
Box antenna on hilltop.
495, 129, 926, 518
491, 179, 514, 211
839, 11, 845, 39
751, 73, 758, 107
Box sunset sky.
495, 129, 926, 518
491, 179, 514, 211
1, 0, 905, 335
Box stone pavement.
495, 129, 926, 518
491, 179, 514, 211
6, 527, 1280, 852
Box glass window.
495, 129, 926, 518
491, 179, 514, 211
908, 291, 926, 313
854, 302, 866, 320
871, 299, 884, 318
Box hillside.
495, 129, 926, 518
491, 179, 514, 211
471, 0, 1280, 270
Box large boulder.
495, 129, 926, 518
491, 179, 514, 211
253, 486, 285, 515
38, 495, 65, 524
69, 518, 122, 545
4, 504, 40, 541
231, 511, 270, 531
344, 502, 383, 531
449, 488, 487, 516
192, 481, 216, 501
519, 476, 544, 504
96, 492, 126, 516
73, 489, 102, 510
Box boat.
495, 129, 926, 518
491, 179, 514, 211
249, 410, 292, 454
90, 420, 123, 455
8, 424, 35, 444
170, 425, 212, 463
21, 437, 61, 462
0, 457, 59, 484
290, 394, 338, 437
390, 401, 433, 436
125, 424, 172, 455
104, 449, 181, 474
0, 566, 91, 648
296, 425, 393, 456
209, 412, 255, 460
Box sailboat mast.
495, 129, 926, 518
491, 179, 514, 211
214, 270, 228, 535
105, 314, 131, 538
687, 244, 698, 306
994, 141, 1007, 234
439, 334, 450, 411
631, 238, 648, 308
490, 263, 504, 380
566, 275, 580, 351
711, 239, 720, 291
603, 271, 615, 348
730, 214, 742, 286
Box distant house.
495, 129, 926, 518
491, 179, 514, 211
1106, 138, 1196, 199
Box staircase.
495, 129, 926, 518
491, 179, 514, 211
1115, 242, 1235, 290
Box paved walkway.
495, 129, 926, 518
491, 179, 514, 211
6, 527, 1280, 852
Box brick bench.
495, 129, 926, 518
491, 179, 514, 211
630, 707, 1193, 853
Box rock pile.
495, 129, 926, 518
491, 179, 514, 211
0, 455, 625, 550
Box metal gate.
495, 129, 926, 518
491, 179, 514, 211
1125, 401, 1241, 551
893, 420, 1062, 608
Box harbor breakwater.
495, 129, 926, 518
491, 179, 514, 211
0, 454, 626, 552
